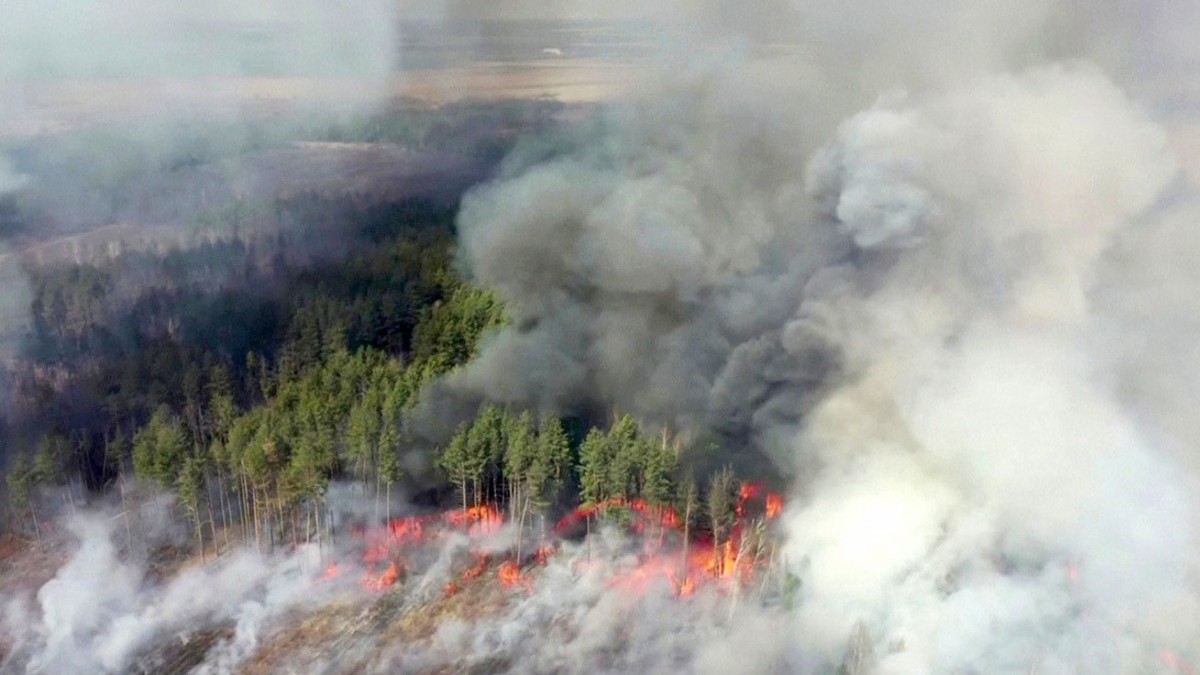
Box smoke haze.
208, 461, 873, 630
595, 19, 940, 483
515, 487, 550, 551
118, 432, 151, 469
421, 0, 1200, 670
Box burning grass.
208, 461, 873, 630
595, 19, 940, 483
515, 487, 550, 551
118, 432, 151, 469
336, 481, 785, 604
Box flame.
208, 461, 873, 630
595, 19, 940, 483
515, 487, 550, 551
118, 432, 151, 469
765, 492, 783, 519
337, 481, 785, 598
348, 503, 510, 592
320, 562, 340, 582
674, 573, 696, 598
555, 497, 679, 533
444, 554, 490, 596
462, 553, 489, 582
534, 544, 557, 565
498, 560, 532, 591
445, 504, 504, 537
363, 561, 400, 590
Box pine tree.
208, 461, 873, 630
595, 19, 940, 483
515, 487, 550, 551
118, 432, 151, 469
578, 428, 611, 507
346, 389, 382, 485
439, 422, 472, 511
639, 438, 676, 513
132, 406, 188, 489
377, 389, 405, 520
606, 415, 641, 507
537, 414, 571, 501
178, 453, 208, 560
504, 410, 535, 519
465, 405, 504, 506
504, 410, 536, 558
206, 363, 237, 444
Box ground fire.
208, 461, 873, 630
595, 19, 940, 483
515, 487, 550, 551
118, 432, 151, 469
333, 481, 785, 598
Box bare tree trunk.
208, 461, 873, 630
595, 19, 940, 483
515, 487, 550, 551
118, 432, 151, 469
29, 501, 43, 550
216, 466, 232, 551
374, 469, 381, 525
516, 494, 529, 563
195, 511, 206, 562
681, 498, 692, 584
315, 498, 323, 564
252, 485, 262, 552
208, 499, 218, 557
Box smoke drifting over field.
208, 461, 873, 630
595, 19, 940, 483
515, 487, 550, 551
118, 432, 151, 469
426, 0, 1200, 670
1, 508, 350, 674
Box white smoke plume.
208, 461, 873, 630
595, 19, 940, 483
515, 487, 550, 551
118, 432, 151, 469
0, 509, 352, 674
373, 533, 794, 674
416, 1, 1200, 671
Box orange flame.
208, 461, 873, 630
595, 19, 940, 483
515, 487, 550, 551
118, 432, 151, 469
555, 497, 679, 533
461, 553, 489, 582
363, 561, 400, 590
342, 482, 785, 598
498, 560, 532, 591
765, 492, 783, 519
674, 573, 696, 598
445, 504, 505, 537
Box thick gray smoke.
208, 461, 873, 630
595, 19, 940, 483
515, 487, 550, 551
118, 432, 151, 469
426, 0, 1200, 670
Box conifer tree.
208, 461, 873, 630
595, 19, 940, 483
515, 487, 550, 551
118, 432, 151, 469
132, 406, 188, 489
439, 422, 472, 511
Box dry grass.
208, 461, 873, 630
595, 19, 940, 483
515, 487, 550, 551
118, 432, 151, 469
240, 556, 528, 674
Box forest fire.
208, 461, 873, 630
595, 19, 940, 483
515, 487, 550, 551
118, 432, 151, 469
338, 480, 784, 598
352, 505, 506, 590
498, 560, 531, 590
554, 497, 681, 533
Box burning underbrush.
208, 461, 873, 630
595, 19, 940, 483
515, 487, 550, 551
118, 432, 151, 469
0, 478, 792, 674
332, 482, 786, 604
239, 482, 795, 674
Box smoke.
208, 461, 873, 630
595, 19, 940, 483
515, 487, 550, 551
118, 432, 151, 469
0, 1, 395, 82
0, 159, 27, 196
0, 508, 352, 674
373, 534, 794, 674
418, 0, 1200, 670
0, 0, 400, 238
5, 0, 1200, 671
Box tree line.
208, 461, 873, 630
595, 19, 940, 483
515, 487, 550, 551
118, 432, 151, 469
4, 199, 755, 563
